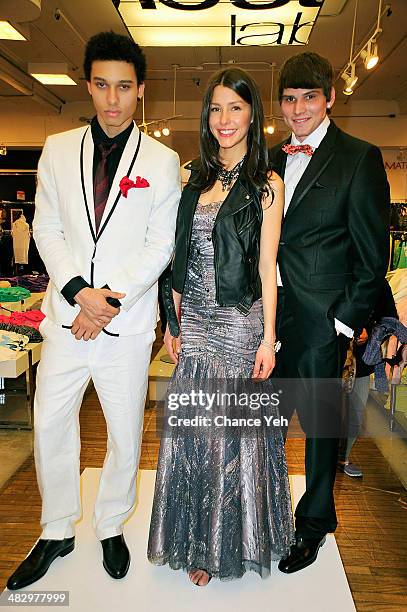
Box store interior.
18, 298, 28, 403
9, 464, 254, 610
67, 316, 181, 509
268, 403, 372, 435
0, 0, 406, 609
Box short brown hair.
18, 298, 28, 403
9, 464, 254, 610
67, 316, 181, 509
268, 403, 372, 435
278, 52, 334, 102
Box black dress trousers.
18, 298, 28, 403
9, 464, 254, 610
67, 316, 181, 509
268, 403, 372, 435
274, 288, 350, 539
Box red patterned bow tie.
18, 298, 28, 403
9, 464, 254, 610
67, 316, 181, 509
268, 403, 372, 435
282, 143, 314, 157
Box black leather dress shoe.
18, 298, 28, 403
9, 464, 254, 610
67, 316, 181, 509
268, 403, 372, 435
101, 535, 130, 579
7, 537, 75, 590
278, 534, 326, 574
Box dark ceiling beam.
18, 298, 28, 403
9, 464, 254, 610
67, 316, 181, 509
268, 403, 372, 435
0, 54, 64, 112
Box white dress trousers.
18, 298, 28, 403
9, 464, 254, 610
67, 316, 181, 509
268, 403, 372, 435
34, 317, 155, 541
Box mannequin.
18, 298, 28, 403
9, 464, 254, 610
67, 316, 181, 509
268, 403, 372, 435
12, 213, 30, 268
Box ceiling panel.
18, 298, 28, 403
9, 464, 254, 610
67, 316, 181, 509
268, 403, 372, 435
0, 0, 405, 113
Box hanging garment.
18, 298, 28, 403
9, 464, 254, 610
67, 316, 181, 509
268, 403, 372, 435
390, 203, 407, 231
392, 239, 407, 269
363, 317, 407, 391
12, 216, 31, 264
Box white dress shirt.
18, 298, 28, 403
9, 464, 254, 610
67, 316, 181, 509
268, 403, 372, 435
276, 116, 353, 338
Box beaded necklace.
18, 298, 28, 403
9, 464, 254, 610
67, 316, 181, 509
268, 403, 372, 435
216, 156, 245, 191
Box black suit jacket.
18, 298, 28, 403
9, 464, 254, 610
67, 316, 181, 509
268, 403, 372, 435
270, 121, 389, 347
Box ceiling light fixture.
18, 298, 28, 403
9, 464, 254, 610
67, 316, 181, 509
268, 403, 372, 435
264, 64, 280, 136
0, 21, 27, 40
338, 0, 384, 96
30, 74, 77, 85
341, 63, 358, 95
138, 64, 181, 137
28, 62, 77, 85
341, 0, 359, 96
360, 39, 379, 70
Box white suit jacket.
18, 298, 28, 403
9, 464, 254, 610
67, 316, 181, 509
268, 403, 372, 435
33, 123, 181, 335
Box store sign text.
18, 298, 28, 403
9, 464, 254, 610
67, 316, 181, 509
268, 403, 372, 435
385, 161, 407, 171
119, 0, 325, 47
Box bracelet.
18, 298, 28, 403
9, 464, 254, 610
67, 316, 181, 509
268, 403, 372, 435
261, 339, 281, 353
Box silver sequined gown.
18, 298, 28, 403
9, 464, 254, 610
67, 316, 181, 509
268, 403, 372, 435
148, 200, 295, 580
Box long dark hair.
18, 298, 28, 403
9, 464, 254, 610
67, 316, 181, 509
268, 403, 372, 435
190, 67, 271, 196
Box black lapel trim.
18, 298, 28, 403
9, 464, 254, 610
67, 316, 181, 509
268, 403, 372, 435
80, 129, 142, 245
285, 122, 338, 220
271, 136, 290, 179
79, 128, 142, 341
80, 128, 96, 243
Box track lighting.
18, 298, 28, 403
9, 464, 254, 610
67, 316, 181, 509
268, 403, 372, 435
265, 66, 277, 136
341, 64, 358, 96
339, 0, 384, 97
138, 65, 180, 138
361, 40, 379, 70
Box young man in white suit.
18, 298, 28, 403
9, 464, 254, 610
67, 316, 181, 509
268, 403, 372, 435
7, 32, 180, 590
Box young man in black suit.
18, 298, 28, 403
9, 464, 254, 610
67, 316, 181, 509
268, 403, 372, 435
270, 52, 389, 573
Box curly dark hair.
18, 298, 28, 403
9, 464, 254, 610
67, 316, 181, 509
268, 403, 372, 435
278, 52, 334, 102
191, 67, 271, 197
84, 31, 146, 84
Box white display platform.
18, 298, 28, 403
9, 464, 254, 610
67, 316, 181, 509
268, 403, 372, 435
3, 470, 356, 612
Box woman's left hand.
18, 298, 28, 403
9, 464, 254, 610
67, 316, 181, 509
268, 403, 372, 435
252, 344, 275, 380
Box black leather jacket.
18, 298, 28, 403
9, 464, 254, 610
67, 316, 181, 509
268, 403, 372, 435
163, 159, 263, 337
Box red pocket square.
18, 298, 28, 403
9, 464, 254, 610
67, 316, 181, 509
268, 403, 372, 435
120, 176, 150, 198
135, 176, 150, 188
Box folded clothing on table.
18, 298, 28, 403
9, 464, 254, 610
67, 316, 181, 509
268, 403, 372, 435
0, 323, 42, 342
0, 287, 31, 302
0, 310, 45, 330
0, 330, 29, 361
0, 274, 49, 293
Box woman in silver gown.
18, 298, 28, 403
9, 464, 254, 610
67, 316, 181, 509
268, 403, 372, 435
148, 68, 294, 585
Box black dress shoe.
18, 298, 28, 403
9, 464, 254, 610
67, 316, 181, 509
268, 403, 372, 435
101, 535, 130, 579
7, 537, 75, 590
278, 534, 326, 574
